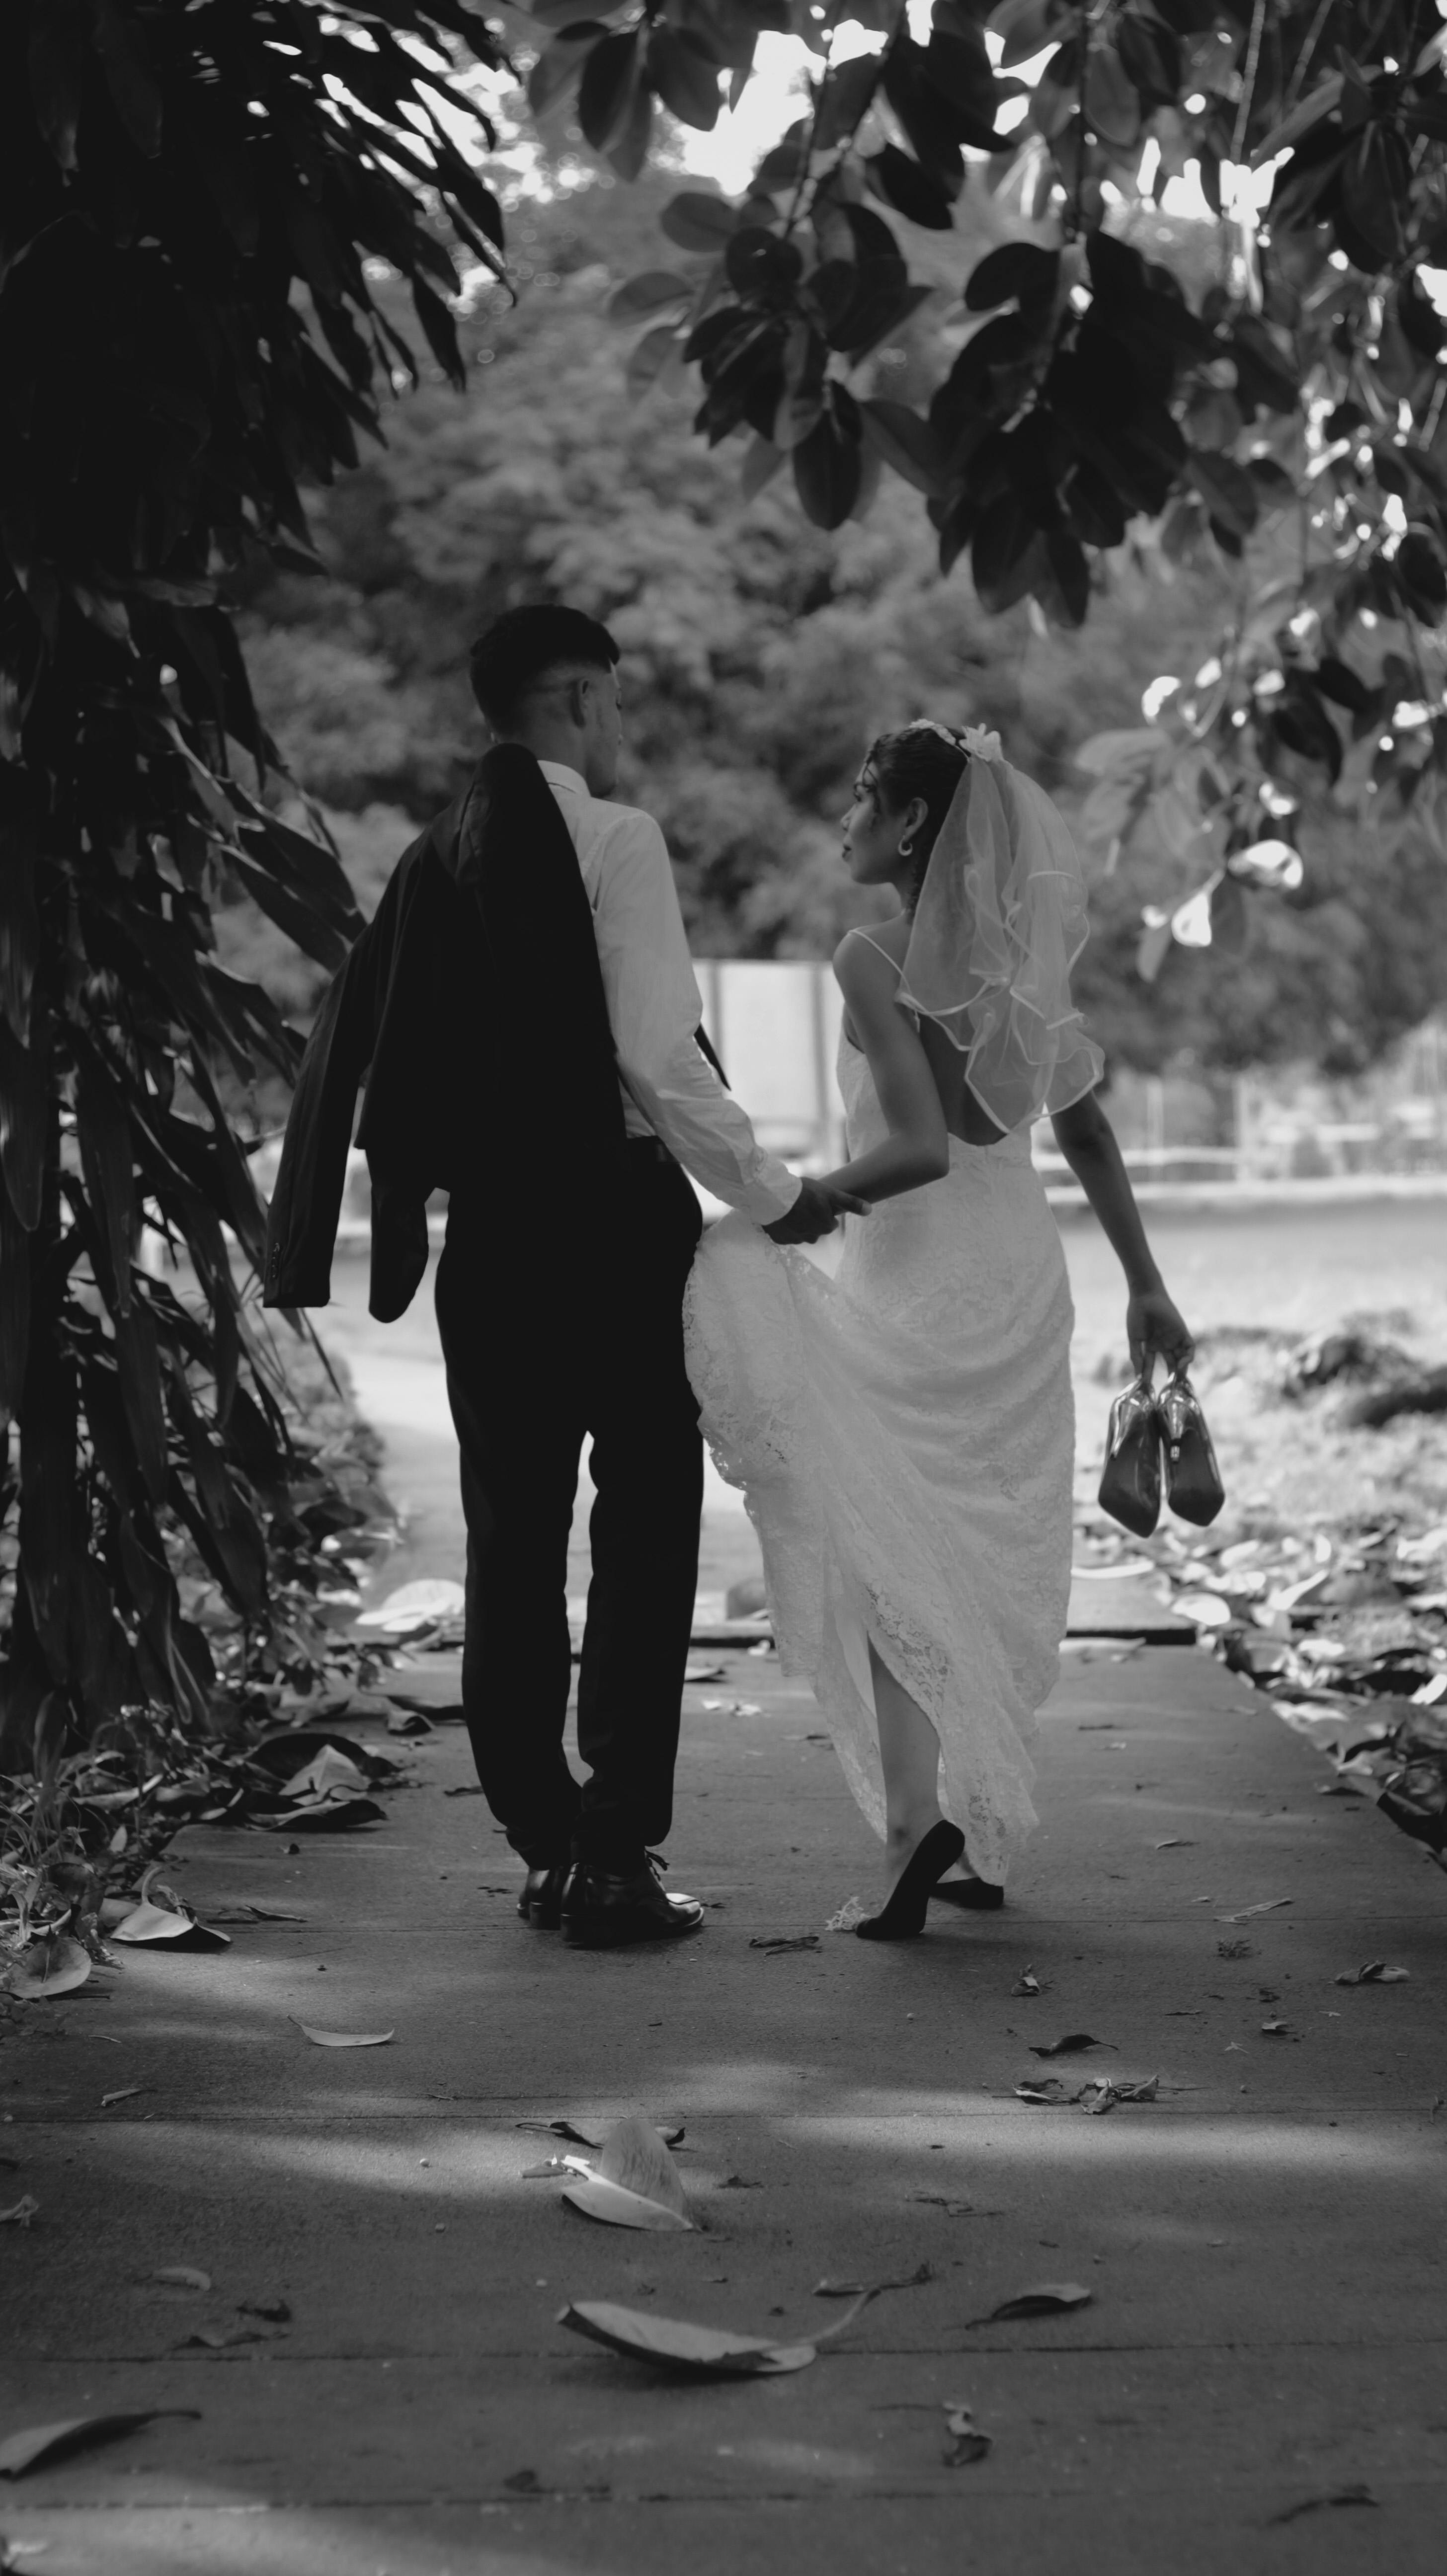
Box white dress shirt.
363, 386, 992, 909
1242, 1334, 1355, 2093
539, 761, 801, 1224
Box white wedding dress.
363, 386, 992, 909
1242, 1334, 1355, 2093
683, 1016, 1075, 1882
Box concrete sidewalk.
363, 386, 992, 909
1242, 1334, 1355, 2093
3, 1617, 1445, 2572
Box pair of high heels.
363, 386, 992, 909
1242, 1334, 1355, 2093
854, 1821, 1003, 1941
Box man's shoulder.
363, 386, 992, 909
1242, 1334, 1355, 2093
583, 793, 668, 860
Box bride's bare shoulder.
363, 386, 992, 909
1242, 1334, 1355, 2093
832, 920, 910, 986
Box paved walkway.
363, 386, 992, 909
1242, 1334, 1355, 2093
3, 1333, 1445, 2573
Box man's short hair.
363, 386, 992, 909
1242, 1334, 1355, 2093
468, 605, 619, 732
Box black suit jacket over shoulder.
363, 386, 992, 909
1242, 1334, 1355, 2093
261, 745, 626, 1324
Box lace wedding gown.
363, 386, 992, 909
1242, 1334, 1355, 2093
683, 1023, 1075, 1882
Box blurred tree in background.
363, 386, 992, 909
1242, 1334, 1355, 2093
236, 174, 1447, 1087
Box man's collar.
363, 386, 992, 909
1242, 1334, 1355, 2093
537, 759, 588, 797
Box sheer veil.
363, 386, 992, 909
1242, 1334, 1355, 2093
895, 723, 1104, 1133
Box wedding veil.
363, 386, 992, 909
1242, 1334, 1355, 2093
895, 724, 1105, 1133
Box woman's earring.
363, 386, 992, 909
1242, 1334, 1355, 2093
898, 836, 914, 857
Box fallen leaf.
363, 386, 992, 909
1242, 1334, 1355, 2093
0, 2412, 200, 2479
517, 2119, 600, 2148
562, 2175, 693, 2234
1214, 1898, 1292, 1924
1028, 2034, 1113, 2058
293, 2023, 394, 2048
561, 2268, 928, 2378
205, 1905, 305, 1926
561, 2116, 694, 2234
700, 1699, 762, 1717
968, 2282, 1092, 2326
6, 1937, 91, 2000
1077, 2075, 1161, 2115
1334, 1961, 1410, 1985
111, 1870, 231, 1951
1014, 2081, 1069, 2105
1012, 1969, 1043, 1996
684, 1662, 727, 1683
151, 2268, 210, 2290
1154, 1838, 1195, 1850
1260, 2019, 1291, 2035
559, 2300, 815, 2377
179, 2323, 280, 2349
1267, 2484, 1377, 2526
355, 1576, 466, 1632
443, 1785, 484, 1798
0, 2198, 40, 2229
943, 2404, 992, 2467
386, 1708, 433, 1736
749, 1935, 820, 1953
100, 2088, 145, 2109
259, 1794, 384, 1834
278, 1746, 370, 1801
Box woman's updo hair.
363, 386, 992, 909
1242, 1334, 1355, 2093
864, 723, 970, 901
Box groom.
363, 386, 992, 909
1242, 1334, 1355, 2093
263, 604, 861, 1948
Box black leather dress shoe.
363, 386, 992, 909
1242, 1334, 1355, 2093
563, 1854, 703, 1949
517, 1863, 571, 1929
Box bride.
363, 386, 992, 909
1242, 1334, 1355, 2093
683, 720, 1194, 1940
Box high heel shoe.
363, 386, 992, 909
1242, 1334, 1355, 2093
929, 1874, 1004, 1912
855, 1821, 965, 1941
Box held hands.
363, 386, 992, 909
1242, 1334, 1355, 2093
764, 1176, 871, 1247
1127, 1285, 1195, 1380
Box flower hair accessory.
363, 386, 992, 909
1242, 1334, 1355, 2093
896, 717, 1003, 763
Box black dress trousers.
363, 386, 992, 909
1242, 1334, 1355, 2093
434, 1141, 705, 1870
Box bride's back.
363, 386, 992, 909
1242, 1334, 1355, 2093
849, 917, 1007, 1148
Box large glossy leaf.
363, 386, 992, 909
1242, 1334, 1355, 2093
0, 1020, 45, 1233
0, 1183, 29, 1429
793, 407, 863, 529
660, 190, 740, 253
647, 27, 721, 132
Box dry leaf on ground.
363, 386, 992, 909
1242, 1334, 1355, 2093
278, 1747, 369, 1801
206, 1905, 305, 1925
0, 2412, 200, 2479
100, 2088, 145, 2109
151, 2268, 210, 2290
1012, 1969, 1043, 1996
1215, 1898, 1292, 1924
112, 1866, 230, 1951
944, 2404, 992, 2466
559, 2300, 815, 2377
355, 1577, 466, 1633
1334, 1961, 1410, 1985
259, 1794, 384, 1834
1028, 2034, 1114, 2058
293, 2022, 394, 2048
968, 2282, 1092, 2326
749, 1935, 820, 1954
6, 1937, 91, 2000
1267, 2484, 1378, 2525
560, 2115, 694, 2233
0, 2199, 40, 2230
1154, 1837, 1195, 1850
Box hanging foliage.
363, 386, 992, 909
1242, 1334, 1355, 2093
562, 0, 1447, 962
0, 1, 504, 1762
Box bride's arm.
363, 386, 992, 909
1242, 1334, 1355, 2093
818, 936, 951, 1205
1050, 1089, 1194, 1372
